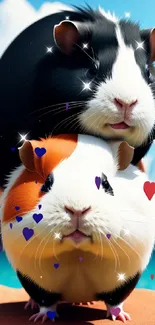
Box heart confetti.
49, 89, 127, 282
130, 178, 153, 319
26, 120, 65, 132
106, 234, 111, 239
143, 181, 155, 200
10, 223, 13, 229
151, 274, 154, 280
35, 180, 38, 184
15, 206, 20, 211
47, 311, 57, 320
54, 263, 59, 269
16, 216, 23, 223
34, 147, 46, 158
33, 213, 43, 224
38, 205, 42, 210
110, 307, 121, 317
66, 102, 69, 111
95, 176, 101, 190
79, 257, 83, 262
23, 227, 34, 241
11, 147, 15, 152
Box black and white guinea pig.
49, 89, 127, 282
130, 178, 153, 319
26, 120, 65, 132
1, 134, 155, 323
0, 5, 155, 187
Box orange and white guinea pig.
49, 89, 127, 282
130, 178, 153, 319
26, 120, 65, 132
1, 134, 155, 323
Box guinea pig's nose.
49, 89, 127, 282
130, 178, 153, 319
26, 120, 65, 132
114, 98, 138, 110
65, 206, 91, 217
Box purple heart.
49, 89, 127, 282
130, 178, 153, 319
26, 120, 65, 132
106, 234, 111, 239
79, 257, 83, 262
34, 147, 46, 158
38, 205, 42, 210
11, 147, 15, 152
66, 102, 69, 111
33, 213, 43, 224
46, 311, 57, 320
15, 206, 20, 211
35, 180, 38, 184
110, 307, 121, 317
95, 176, 101, 190
10, 223, 13, 229
23, 227, 34, 241
16, 216, 23, 223
54, 263, 59, 269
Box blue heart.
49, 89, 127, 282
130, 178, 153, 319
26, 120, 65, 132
11, 147, 15, 152
33, 213, 43, 224
54, 263, 59, 269
46, 311, 57, 320
15, 206, 20, 211
23, 227, 34, 241
16, 216, 23, 223
10, 223, 13, 229
34, 147, 46, 158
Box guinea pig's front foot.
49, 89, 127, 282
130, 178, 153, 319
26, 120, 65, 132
29, 305, 59, 323
106, 303, 131, 323
25, 298, 39, 310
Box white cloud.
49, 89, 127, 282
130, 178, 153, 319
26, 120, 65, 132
0, 0, 73, 57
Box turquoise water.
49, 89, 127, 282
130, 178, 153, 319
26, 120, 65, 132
0, 250, 155, 290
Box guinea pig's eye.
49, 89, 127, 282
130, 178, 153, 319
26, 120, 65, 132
101, 173, 114, 196
40, 173, 54, 193
86, 60, 100, 79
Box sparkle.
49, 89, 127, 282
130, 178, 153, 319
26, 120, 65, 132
19, 133, 28, 142
117, 273, 126, 282
46, 47, 53, 53
82, 43, 88, 49
135, 41, 145, 50
82, 81, 92, 91
65, 16, 70, 20
54, 233, 62, 240
125, 12, 131, 18
40, 275, 42, 279
123, 229, 130, 236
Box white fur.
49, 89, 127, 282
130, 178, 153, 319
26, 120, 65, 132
80, 22, 155, 147
98, 6, 119, 24
1, 135, 155, 302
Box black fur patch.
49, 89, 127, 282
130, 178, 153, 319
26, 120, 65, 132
16, 270, 62, 307
95, 272, 141, 306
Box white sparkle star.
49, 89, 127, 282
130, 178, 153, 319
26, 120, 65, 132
54, 233, 62, 240
124, 229, 130, 236
125, 12, 131, 18
136, 41, 145, 50
19, 133, 28, 142
46, 47, 53, 53
117, 273, 126, 282
65, 16, 70, 20
82, 82, 91, 91
40, 275, 42, 279
82, 43, 88, 49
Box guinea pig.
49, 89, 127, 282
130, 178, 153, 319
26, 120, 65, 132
1, 134, 155, 323
0, 5, 155, 187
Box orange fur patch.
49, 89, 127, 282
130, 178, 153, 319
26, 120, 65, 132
3, 134, 78, 223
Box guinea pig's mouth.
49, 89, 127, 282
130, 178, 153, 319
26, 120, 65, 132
108, 122, 130, 130
62, 230, 92, 244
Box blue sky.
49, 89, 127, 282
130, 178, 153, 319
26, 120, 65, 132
26, 0, 155, 29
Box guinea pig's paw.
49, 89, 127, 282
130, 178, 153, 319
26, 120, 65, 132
29, 306, 59, 323
25, 298, 39, 310
106, 303, 131, 323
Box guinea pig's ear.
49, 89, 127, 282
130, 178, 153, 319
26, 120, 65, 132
18, 141, 35, 171
53, 20, 80, 55
110, 141, 134, 171
140, 28, 155, 62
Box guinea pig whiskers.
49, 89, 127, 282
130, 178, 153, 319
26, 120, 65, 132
116, 235, 144, 264
110, 236, 131, 266
37, 102, 85, 120
75, 44, 96, 64
50, 112, 82, 136
28, 100, 86, 117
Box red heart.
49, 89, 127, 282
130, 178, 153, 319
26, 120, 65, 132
151, 274, 154, 280
143, 181, 155, 200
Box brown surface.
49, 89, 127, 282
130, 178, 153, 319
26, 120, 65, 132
0, 287, 155, 325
